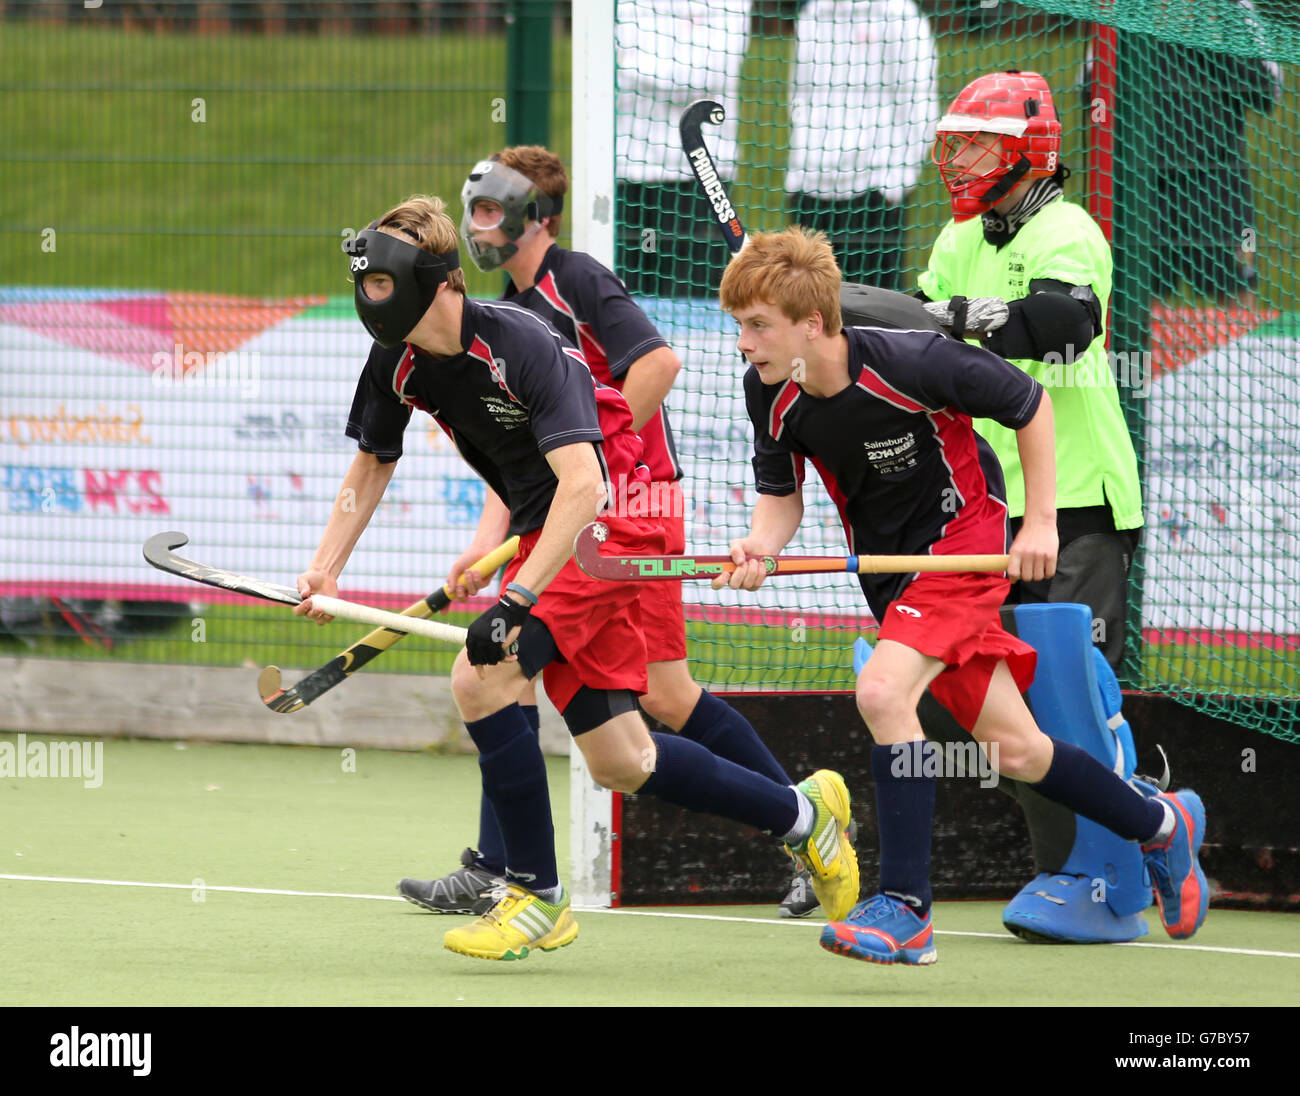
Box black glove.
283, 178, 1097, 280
465, 595, 531, 666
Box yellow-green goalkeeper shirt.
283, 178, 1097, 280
918, 198, 1143, 530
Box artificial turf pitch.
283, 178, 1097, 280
1, 734, 1297, 1009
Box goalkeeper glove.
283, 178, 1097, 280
922, 296, 1010, 339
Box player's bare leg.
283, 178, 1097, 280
448, 650, 532, 720
967, 662, 1054, 782
570, 709, 657, 792
853, 639, 946, 743
639, 659, 701, 729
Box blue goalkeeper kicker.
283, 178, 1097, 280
1002, 603, 1151, 942
853, 602, 1151, 943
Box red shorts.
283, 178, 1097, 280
635, 482, 688, 664
876, 571, 1037, 730
506, 512, 670, 712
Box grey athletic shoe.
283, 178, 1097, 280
399, 848, 503, 915
779, 866, 819, 918
779, 819, 858, 918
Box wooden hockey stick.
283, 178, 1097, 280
258, 537, 519, 714
573, 521, 1008, 581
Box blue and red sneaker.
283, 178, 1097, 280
1141, 790, 1209, 939
819, 893, 938, 965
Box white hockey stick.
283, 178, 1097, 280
143, 531, 467, 645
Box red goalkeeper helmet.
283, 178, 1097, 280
932, 70, 1062, 221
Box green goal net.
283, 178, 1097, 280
609, 0, 1299, 740
0, 1, 1295, 745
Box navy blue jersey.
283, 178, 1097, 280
746, 326, 1043, 615
505, 245, 683, 482
347, 298, 647, 535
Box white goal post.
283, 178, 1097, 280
568, 0, 618, 909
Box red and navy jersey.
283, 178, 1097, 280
347, 297, 648, 535
504, 245, 683, 482
746, 327, 1043, 616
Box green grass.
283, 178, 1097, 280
2, 734, 1296, 1008
0, 23, 572, 298
0, 598, 865, 691
6, 599, 1300, 706
1144, 643, 1300, 701
2, 22, 1295, 306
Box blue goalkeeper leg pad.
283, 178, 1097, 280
1003, 871, 1148, 942
1000, 604, 1150, 942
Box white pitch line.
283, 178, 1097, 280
3, 874, 1297, 960
0, 873, 405, 902
580, 907, 1300, 958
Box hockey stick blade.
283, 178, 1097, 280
144, 531, 469, 644
575, 521, 750, 580
144, 531, 301, 605
680, 98, 747, 253
258, 536, 520, 714
573, 522, 1010, 581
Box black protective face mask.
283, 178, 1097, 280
344, 229, 461, 348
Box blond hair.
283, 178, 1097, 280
719, 227, 842, 335
495, 145, 568, 238
372, 194, 466, 293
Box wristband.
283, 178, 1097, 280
505, 582, 539, 606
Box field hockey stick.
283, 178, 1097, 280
680, 98, 747, 253
682, 98, 942, 338
143, 531, 469, 645
257, 536, 520, 713
573, 521, 1009, 581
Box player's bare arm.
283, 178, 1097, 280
1008, 391, 1058, 584
618, 346, 682, 432
447, 486, 512, 600
296, 450, 397, 622
512, 441, 607, 599
714, 490, 805, 592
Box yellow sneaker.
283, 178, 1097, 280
785, 770, 860, 921
443, 883, 578, 961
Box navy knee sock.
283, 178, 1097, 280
1032, 738, 1164, 843
678, 690, 792, 785
872, 742, 936, 915
465, 704, 556, 891
638, 731, 799, 836
474, 704, 539, 874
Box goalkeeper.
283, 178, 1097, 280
917, 70, 1147, 944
